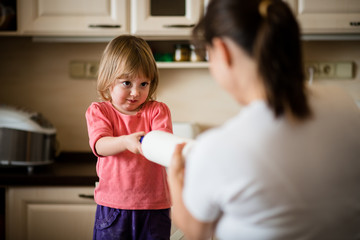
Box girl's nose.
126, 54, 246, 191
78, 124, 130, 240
130, 87, 140, 97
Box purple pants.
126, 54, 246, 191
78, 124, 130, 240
93, 205, 171, 240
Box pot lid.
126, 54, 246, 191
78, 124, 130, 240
0, 105, 56, 134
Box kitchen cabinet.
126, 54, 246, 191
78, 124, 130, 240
285, 0, 360, 34
6, 186, 96, 240
5, 186, 189, 240
16, 0, 204, 38
18, 0, 128, 36
4, 0, 360, 39
131, 0, 203, 38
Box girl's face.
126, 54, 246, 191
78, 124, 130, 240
109, 75, 150, 115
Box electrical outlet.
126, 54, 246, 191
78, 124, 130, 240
319, 62, 335, 78
305, 61, 353, 80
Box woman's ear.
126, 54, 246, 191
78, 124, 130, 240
212, 37, 232, 67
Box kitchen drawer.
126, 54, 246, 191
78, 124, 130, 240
6, 186, 96, 240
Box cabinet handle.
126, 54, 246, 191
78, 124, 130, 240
78, 194, 94, 199
88, 24, 121, 28
349, 22, 360, 27
163, 24, 195, 28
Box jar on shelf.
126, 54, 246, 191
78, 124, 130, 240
174, 44, 190, 62
190, 44, 204, 62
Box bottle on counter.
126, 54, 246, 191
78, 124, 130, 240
141, 130, 195, 167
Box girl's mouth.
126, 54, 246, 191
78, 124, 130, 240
127, 99, 138, 104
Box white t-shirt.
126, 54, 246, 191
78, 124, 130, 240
183, 86, 360, 240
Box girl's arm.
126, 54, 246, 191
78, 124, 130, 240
95, 131, 145, 156
168, 143, 215, 240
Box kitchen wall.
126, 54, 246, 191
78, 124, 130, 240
0, 37, 359, 152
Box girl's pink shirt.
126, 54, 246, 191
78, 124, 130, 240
86, 101, 172, 210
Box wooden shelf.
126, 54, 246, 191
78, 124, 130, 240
156, 61, 209, 69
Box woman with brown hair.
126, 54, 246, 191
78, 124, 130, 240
168, 0, 360, 239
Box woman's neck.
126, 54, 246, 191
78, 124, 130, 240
222, 37, 267, 106
232, 58, 266, 105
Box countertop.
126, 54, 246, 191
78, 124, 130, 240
0, 152, 98, 187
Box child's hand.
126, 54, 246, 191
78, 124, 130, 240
125, 132, 145, 155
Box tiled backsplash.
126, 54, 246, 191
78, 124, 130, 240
0, 37, 359, 152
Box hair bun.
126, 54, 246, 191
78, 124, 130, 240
259, 0, 272, 18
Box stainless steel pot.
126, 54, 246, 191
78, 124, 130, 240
0, 128, 55, 164
0, 105, 57, 173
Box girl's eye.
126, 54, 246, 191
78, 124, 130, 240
122, 81, 131, 87
141, 82, 149, 87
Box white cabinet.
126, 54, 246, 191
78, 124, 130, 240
17, 0, 204, 38
6, 187, 96, 240
286, 0, 360, 34
131, 0, 203, 38
5, 186, 188, 240
18, 0, 128, 36
9, 0, 360, 38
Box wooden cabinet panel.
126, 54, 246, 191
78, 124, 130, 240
6, 187, 96, 240
27, 204, 95, 240
6, 0, 360, 38
5, 186, 189, 240
18, 0, 128, 36
131, 0, 203, 38
291, 0, 360, 33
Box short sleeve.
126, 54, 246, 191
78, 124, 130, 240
149, 102, 173, 133
183, 134, 222, 222
85, 102, 114, 156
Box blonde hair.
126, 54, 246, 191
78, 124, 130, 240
97, 35, 159, 102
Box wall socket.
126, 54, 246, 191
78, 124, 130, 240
69, 61, 99, 79
305, 61, 353, 79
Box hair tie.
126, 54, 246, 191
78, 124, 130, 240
259, 0, 272, 18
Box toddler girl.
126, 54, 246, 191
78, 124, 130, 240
86, 35, 172, 240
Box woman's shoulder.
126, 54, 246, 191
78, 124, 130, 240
308, 85, 360, 126
309, 85, 356, 108
195, 104, 271, 152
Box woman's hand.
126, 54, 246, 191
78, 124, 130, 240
168, 143, 214, 240
168, 143, 186, 185
168, 143, 186, 231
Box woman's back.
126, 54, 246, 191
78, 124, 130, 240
184, 85, 360, 239
170, 0, 360, 239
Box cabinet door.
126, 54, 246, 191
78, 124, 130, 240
18, 0, 128, 36
6, 187, 96, 240
6, 186, 190, 240
131, 0, 203, 37
292, 0, 360, 33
